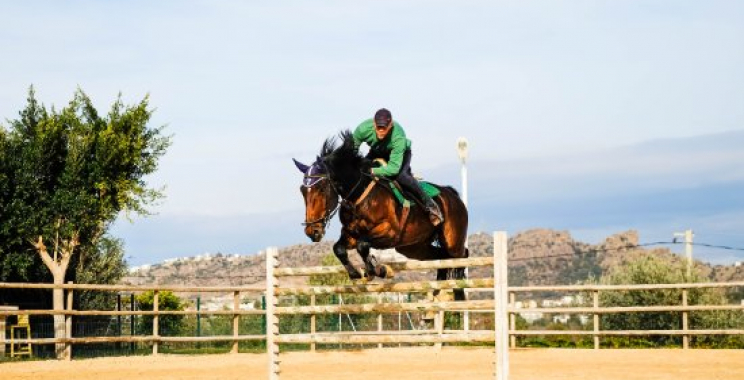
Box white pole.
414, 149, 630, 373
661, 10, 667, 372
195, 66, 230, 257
461, 158, 468, 207
266, 247, 280, 380
674, 230, 694, 280
457, 138, 470, 331
494, 231, 509, 380
685, 229, 694, 280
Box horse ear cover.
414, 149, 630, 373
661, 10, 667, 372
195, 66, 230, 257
293, 159, 309, 173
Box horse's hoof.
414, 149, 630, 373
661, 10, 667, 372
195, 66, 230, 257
379, 265, 395, 279
358, 267, 374, 282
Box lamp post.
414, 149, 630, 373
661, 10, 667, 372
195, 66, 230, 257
456, 137, 468, 207
456, 137, 469, 331
674, 230, 694, 279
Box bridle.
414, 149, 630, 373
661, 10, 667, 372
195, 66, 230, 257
301, 160, 379, 228
301, 163, 340, 229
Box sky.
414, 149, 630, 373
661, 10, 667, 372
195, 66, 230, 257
1, 1, 742, 266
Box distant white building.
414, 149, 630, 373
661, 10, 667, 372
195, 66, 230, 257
515, 300, 543, 324
542, 299, 562, 308
163, 258, 178, 266
553, 314, 570, 324
129, 264, 151, 273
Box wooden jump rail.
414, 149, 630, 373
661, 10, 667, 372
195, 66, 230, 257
276, 279, 495, 296
265, 231, 511, 380
273, 256, 494, 277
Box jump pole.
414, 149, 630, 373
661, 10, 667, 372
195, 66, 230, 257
494, 231, 509, 380
266, 247, 280, 380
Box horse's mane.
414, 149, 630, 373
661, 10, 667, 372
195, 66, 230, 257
321, 130, 370, 187
318, 135, 336, 160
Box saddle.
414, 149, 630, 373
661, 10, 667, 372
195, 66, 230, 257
387, 180, 440, 208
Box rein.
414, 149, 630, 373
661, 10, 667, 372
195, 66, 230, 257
337, 172, 381, 212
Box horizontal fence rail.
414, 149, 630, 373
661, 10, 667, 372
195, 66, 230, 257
0, 309, 266, 317
274, 256, 494, 277
509, 304, 744, 314
276, 279, 495, 296
510, 281, 744, 292
0, 282, 264, 293
511, 330, 744, 336
275, 332, 496, 344
6, 335, 268, 345
275, 300, 495, 315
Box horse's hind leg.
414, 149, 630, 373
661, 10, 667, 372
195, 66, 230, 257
437, 190, 470, 300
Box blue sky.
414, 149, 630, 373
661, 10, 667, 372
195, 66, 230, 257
1, 1, 742, 265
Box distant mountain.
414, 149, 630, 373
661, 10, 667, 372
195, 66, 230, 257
121, 229, 744, 291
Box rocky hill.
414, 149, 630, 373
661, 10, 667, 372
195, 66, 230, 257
121, 229, 744, 289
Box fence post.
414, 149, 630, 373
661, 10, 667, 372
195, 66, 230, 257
377, 293, 383, 349
310, 294, 316, 352
266, 247, 280, 380
593, 290, 599, 350
153, 290, 159, 356
509, 292, 516, 349
130, 294, 135, 353
435, 307, 444, 351
233, 290, 240, 354
494, 231, 509, 380
65, 281, 73, 361
196, 296, 201, 350
117, 293, 122, 352
682, 289, 689, 349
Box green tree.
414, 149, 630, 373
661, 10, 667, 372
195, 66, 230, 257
136, 290, 187, 336
0, 87, 170, 306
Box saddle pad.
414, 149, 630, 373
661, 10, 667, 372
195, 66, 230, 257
389, 181, 441, 206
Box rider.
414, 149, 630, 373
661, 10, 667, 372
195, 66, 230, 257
352, 108, 444, 226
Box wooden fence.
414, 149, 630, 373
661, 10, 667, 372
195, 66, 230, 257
3, 231, 744, 380
507, 282, 744, 350
0, 282, 265, 359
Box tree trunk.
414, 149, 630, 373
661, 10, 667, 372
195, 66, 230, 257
52, 277, 66, 358
33, 235, 76, 360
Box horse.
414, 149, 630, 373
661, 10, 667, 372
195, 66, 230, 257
293, 130, 470, 299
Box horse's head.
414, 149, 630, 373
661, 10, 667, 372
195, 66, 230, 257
293, 157, 339, 242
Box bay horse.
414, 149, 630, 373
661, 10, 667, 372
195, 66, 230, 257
294, 131, 470, 299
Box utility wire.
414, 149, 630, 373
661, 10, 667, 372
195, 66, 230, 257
123, 241, 744, 277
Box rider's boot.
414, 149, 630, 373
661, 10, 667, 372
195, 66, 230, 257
425, 198, 444, 226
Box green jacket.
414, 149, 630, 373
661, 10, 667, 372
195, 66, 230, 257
352, 118, 412, 177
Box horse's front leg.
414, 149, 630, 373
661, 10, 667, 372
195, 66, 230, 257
357, 240, 376, 281
358, 239, 395, 281
333, 232, 362, 280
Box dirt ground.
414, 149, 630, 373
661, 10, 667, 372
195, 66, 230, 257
2, 347, 743, 380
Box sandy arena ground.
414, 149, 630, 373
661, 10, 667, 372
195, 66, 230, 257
2, 347, 743, 380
